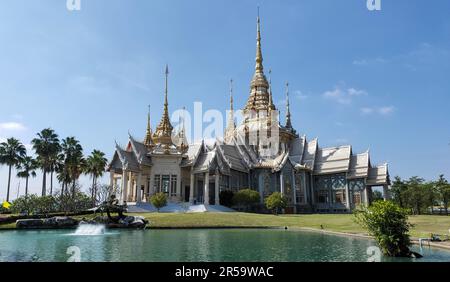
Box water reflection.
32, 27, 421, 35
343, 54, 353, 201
0, 229, 449, 262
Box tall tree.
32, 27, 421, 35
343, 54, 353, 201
435, 174, 450, 215
31, 128, 60, 196
0, 138, 26, 202
390, 176, 408, 208
16, 156, 38, 196
406, 176, 425, 215
84, 150, 108, 206
60, 137, 85, 198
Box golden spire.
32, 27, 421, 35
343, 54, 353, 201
227, 79, 235, 130
144, 105, 154, 147
153, 65, 174, 148
244, 8, 272, 114
268, 69, 275, 110
255, 7, 264, 75
285, 82, 293, 129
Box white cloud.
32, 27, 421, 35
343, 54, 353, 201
378, 106, 395, 115
0, 122, 26, 131
360, 106, 395, 116
323, 86, 367, 105
353, 57, 387, 66
295, 90, 308, 100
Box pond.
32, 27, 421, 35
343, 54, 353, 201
0, 228, 449, 262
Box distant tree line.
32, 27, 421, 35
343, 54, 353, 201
0, 128, 109, 212
390, 175, 450, 215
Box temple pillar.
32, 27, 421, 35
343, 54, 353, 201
109, 170, 115, 193
204, 172, 210, 205
128, 171, 134, 202
292, 171, 297, 213
143, 176, 149, 202
345, 182, 351, 210
136, 172, 142, 203
149, 174, 155, 196
189, 173, 195, 204
302, 172, 308, 204
364, 186, 369, 207
176, 174, 181, 202
215, 171, 220, 205
280, 173, 284, 195
121, 170, 128, 204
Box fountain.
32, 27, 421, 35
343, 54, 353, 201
73, 224, 106, 236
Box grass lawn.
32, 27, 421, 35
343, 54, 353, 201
2, 212, 450, 238
133, 212, 450, 238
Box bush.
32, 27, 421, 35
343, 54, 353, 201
354, 201, 413, 257
264, 192, 287, 215
150, 192, 168, 212
219, 190, 234, 207
232, 189, 260, 211
35, 195, 57, 216
11, 195, 39, 215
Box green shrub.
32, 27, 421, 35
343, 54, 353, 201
150, 192, 168, 212
232, 189, 260, 211
354, 201, 413, 257
11, 195, 39, 215
264, 192, 287, 215
219, 190, 234, 207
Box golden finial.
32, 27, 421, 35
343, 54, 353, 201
144, 105, 154, 147
230, 79, 234, 112
255, 7, 263, 74
285, 81, 292, 129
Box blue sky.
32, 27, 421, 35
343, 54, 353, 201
1, 0, 450, 200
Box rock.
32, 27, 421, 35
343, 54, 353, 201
16, 217, 78, 229
16, 219, 44, 229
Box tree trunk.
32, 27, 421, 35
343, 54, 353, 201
50, 170, 53, 196
91, 177, 96, 207
42, 169, 47, 196
6, 165, 12, 202
25, 176, 29, 196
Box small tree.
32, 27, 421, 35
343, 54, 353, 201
265, 192, 287, 215
150, 192, 167, 212
232, 189, 260, 211
35, 195, 57, 217
11, 194, 39, 215
354, 201, 415, 257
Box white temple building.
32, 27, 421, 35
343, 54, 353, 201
107, 14, 390, 214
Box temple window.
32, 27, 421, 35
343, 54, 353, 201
170, 175, 177, 196
162, 175, 170, 194
295, 173, 305, 204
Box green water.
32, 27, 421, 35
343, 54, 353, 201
0, 228, 449, 262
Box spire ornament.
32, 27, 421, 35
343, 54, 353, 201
144, 105, 155, 148
285, 82, 294, 132
153, 65, 174, 149
244, 8, 272, 115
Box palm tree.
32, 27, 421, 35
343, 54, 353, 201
60, 137, 84, 198
31, 128, 60, 196
16, 156, 38, 196
0, 138, 26, 202
48, 150, 61, 196
85, 150, 108, 206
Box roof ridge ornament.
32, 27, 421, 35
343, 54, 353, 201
144, 105, 155, 148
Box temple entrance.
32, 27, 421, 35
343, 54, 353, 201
184, 186, 190, 202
